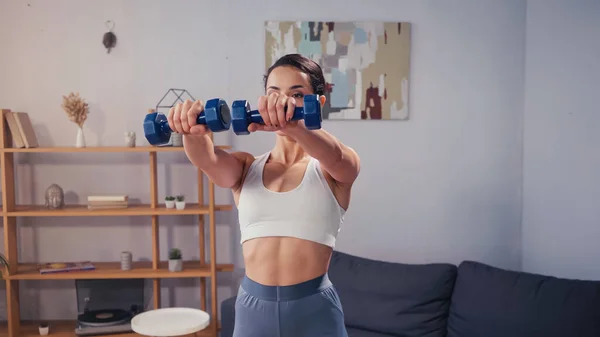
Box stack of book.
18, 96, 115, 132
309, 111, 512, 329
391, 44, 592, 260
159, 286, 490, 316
87, 195, 128, 209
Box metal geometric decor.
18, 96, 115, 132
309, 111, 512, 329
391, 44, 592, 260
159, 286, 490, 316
154, 89, 196, 113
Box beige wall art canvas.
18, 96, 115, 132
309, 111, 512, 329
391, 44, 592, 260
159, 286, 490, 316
265, 21, 411, 120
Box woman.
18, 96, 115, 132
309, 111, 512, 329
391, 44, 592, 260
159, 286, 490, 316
168, 53, 360, 337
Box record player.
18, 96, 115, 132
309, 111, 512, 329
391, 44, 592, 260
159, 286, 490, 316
74, 279, 145, 336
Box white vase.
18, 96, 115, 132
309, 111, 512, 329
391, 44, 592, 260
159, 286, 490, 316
76, 127, 86, 148
168, 259, 182, 272
176, 201, 186, 210
165, 200, 175, 209
39, 326, 49, 335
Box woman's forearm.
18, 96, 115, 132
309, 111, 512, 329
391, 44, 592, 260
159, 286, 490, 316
284, 126, 360, 184
183, 134, 218, 167
183, 135, 244, 188
284, 127, 342, 164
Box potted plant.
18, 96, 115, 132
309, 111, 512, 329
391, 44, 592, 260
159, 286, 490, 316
168, 248, 182, 272
175, 195, 186, 210
39, 322, 49, 335
165, 196, 175, 209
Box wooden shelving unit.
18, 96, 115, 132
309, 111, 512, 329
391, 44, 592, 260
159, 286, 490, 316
0, 111, 234, 337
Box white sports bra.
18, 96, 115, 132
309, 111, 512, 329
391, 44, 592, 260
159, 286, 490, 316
237, 152, 345, 248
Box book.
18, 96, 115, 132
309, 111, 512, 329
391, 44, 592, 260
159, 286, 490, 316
38, 261, 95, 274
3, 110, 25, 148
88, 204, 128, 210
13, 112, 39, 148
87, 195, 128, 202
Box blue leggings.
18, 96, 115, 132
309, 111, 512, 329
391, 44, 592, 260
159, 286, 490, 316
232, 273, 348, 337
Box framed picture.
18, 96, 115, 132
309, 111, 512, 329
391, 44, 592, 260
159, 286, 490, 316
265, 21, 411, 120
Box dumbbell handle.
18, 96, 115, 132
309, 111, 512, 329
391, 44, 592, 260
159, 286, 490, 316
247, 107, 305, 124
157, 112, 209, 133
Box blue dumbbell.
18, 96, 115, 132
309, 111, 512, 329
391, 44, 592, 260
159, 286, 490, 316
143, 99, 231, 145
230, 95, 322, 135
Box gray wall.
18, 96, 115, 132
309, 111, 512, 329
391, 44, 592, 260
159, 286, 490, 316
522, 0, 600, 280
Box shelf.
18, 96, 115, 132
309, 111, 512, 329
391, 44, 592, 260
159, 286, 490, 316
0, 114, 232, 337
7, 261, 235, 280
1, 145, 232, 153
6, 204, 233, 217
0, 320, 219, 337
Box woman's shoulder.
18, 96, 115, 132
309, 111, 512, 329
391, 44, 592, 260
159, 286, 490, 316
230, 151, 269, 165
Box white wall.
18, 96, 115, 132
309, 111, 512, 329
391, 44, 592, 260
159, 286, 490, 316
226, 0, 526, 269
522, 0, 600, 280
0, 0, 527, 320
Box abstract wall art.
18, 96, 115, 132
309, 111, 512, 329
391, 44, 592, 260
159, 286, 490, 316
265, 21, 411, 120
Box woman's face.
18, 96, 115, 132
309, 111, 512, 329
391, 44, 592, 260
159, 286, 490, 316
265, 65, 313, 108
264, 65, 325, 137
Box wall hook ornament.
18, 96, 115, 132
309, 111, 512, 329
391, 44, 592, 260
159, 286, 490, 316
102, 20, 117, 54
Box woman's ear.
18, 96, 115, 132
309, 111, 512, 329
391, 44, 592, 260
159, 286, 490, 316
319, 95, 327, 107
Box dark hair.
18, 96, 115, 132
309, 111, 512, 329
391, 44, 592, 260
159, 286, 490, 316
263, 54, 326, 96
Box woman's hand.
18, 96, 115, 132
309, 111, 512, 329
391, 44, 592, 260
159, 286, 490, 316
167, 99, 211, 136
247, 92, 302, 133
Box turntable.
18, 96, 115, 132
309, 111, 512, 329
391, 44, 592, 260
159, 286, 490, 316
74, 279, 145, 336
76, 307, 139, 335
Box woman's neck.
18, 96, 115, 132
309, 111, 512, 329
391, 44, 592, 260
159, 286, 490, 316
270, 134, 307, 164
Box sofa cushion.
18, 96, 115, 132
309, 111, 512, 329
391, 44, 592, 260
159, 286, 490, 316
347, 327, 397, 337
447, 261, 600, 337
329, 251, 458, 337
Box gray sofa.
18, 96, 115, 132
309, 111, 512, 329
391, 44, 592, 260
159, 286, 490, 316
220, 250, 600, 337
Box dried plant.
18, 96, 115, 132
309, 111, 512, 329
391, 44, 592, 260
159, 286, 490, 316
62, 92, 89, 128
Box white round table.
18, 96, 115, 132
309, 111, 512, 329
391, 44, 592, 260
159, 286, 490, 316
131, 307, 210, 337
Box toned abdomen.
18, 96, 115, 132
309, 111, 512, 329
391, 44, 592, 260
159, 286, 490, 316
242, 237, 333, 286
